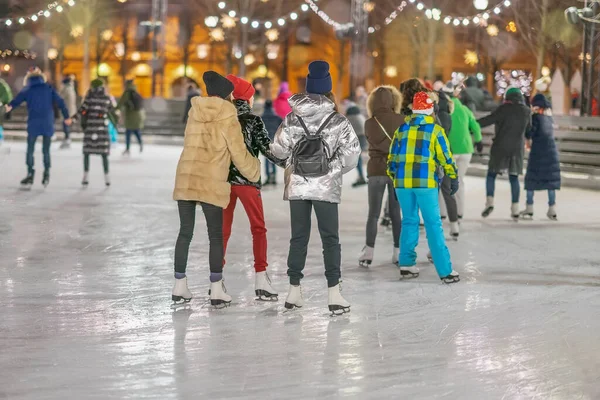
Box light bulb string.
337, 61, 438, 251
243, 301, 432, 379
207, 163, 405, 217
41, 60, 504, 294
207, 1, 307, 29
0, 1, 76, 26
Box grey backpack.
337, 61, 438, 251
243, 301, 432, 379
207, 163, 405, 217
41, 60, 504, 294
292, 113, 336, 178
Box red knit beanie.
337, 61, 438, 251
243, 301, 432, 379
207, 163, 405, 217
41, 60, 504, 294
226, 74, 256, 102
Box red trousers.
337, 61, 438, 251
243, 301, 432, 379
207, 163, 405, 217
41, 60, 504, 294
223, 185, 268, 272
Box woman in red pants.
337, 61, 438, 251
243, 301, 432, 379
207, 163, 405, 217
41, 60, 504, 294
223, 75, 285, 300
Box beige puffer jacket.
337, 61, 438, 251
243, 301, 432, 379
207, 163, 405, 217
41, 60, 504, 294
173, 97, 260, 207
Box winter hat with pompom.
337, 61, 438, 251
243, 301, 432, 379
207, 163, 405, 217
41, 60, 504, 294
306, 60, 332, 94
412, 91, 435, 115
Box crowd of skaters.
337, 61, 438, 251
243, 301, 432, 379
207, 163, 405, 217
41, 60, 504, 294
0, 62, 561, 315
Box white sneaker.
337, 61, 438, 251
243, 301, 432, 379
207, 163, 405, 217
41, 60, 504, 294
358, 246, 374, 267
284, 284, 304, 309
210, 280, 232, 307
392, 247, 399, 265
255, 271, 278, 301
400, 266, 420, 279
450, 221, 459, 240
171, 277, 192, 305
441, 270, 460, 284
328, 283, 350, 315
547, 205, 557, 221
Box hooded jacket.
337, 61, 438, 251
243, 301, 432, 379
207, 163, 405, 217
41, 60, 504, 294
448, 97, 482, 155
273, 82, 292, 119
9, 73, 69, 137
365, 85, 404, 177
228, 99, 285, 188
173, 97, 261, 207
117, 81, 145, 130
477, 90, 532, 174
271, 93, 361, 203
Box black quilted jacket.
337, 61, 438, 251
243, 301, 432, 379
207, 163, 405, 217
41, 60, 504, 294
229, 99, 285, 187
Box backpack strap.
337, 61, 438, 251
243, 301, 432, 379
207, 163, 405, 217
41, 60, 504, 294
296, 113, 337, 137
373, 116, 393, 140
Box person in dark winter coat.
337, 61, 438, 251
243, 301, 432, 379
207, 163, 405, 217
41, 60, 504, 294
358, 85, 404, 268
117, 80, 145, 155
223, 75, 285, 300
478, 87, 532, 219
261, 99, 283, 184
72, 79, 116, 187
346, 103, 367, 187
7, 67, 71, 187
182, 84, 201, 123
521, 93, 560, 220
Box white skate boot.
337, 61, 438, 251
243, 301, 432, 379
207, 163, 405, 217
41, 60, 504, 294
547, 205, 557, 221
481, 196, 494, 218
427, 251, 433, 263
392, 247, 399, 266
328, 283, 350, 316
511, 203, 520, 221
171, 277, 192, 306
358, 246, 374, 267
210, 280, 232, 308
255, 271, 278, 301
400, 266, 420, 279
104, 174, 111, 187
450, 221, 459, 241
284, 284, 304, 310
519, 204, 534, 219
60, 139, 71, 149
440, 270, 460, 284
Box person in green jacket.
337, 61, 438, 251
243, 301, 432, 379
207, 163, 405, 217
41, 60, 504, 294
0, 77, 13, 143
442, 81, 483, 219
116, 80, 145, 155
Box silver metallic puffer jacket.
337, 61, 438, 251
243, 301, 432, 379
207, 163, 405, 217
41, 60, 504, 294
271, 93, 360, 203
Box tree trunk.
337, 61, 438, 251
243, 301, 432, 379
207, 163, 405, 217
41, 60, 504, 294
535, 0, 549, 78
426, 21, 437, 80
83, 26, 90, 93
121, 14, 129, 86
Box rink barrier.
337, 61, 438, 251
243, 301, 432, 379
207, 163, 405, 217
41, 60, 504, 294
471, 113, 600, 190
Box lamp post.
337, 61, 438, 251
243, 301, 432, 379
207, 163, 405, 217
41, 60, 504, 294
474, 0, 487, 79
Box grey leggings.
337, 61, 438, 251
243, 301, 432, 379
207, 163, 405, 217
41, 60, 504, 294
84, 154, 109, 174
174, 200, 224, 274
366, 176, 401, 248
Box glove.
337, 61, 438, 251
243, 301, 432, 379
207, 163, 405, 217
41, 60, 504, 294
449, 177, 459, 196
475, 141, 484, 154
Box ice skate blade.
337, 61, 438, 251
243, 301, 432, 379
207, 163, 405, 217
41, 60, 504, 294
358, 260, 372, 268
255, 289, 278, 301
20, 185, 32, 191
519, 213, 533, 220
284, 302, 302, 310
547, 215, 557, 221
441, 276, 460, 284
171, 294, 192, 303
329, 305, 350, 316
451, 234, 459, 241
400, 271, 419, 279
210, 299, 231, 308
481, 206, 494, 218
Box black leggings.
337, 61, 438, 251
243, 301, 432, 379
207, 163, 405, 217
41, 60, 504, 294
174, 200, 224, 274
84, 154, 109, 174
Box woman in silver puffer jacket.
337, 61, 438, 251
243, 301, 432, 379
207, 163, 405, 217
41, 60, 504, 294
271, 61, 360, 315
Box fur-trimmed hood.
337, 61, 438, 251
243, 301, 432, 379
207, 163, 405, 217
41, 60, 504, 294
367, 85, 402, 118
24, 69, 46, 87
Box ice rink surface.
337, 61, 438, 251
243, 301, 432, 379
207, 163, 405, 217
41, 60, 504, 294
1, 142, 600, 400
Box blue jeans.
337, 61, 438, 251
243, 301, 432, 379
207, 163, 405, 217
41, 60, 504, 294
125, 129, 142, 150
486, 171, 520, 203
265, 160, 276, 180
62, 121, 70, 140
0, 125, 3, 140
527, 190, 556, 206
396, 188, 452, 278
26, 135, 52, 173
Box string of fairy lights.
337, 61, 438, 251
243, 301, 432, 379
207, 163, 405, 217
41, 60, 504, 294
0, 1, 76, 26
304, 0, 513, 33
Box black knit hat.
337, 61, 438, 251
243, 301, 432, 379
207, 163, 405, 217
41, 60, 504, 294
203, 71, 234, 99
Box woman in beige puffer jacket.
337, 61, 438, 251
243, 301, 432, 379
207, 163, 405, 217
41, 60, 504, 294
171, 71, 260, 307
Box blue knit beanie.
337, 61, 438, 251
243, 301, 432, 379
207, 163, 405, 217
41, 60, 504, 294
531, 93, 551, 109
306, 60, 332, 94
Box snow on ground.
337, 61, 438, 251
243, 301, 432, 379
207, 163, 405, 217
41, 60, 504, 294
1, 141, 599, 399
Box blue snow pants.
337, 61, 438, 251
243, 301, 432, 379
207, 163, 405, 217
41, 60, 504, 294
396, 188, 452, 278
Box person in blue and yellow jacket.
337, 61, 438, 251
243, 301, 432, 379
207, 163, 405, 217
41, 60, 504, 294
387, 91, 460, 284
